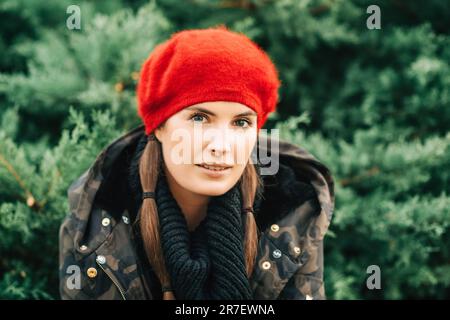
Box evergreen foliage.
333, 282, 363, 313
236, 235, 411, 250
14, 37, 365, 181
0, 0, 448, 299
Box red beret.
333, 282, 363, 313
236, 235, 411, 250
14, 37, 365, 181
136, 26, 281, 135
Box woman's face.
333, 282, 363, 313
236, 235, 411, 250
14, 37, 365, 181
154, 101, 258, 196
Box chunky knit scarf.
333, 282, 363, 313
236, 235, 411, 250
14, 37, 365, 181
155, 170, 253, 300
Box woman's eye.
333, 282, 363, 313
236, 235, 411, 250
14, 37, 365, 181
190, 113, 207, 123
235, 119, 251, 128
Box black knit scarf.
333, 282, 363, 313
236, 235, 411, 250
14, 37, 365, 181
155, 171, 253, 300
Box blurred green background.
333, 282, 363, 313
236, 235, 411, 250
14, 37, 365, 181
0, 0, 449, 299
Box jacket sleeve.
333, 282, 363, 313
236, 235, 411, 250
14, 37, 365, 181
59, 214, 91, 300
278, 239, 326, 300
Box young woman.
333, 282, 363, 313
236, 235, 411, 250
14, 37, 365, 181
59, 27, 335, 300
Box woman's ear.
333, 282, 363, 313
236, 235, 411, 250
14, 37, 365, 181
154, 126, 163, 142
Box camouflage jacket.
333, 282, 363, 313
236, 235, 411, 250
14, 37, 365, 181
59, 124, 335, 300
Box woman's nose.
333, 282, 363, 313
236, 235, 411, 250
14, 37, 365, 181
204, 129, 233, 157
207, 138, 231, 157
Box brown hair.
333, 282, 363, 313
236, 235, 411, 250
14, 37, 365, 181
138, 135, 263, 300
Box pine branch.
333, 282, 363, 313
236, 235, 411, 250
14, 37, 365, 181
0, 153, 41, 211
38, 167, 62, 211
339, 165, 381, 187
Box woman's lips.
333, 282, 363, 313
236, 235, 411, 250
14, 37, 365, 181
195, 164, 232, 177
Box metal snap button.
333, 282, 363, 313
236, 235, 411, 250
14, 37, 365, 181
272, 249, 282, 259
96, 255, 106, 265
270, 224, 279, 232
262, 261, 271, 270
87, 267, 97, 278
101, 217, 110, 227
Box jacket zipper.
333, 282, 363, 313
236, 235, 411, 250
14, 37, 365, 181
96, 260, 127, 300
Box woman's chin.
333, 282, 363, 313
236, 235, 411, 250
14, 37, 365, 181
190, 180, 234, 197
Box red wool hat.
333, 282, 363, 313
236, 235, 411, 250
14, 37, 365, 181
136, 26, 281, 135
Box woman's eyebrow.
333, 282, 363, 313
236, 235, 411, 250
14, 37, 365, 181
185, 106, 257, 117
